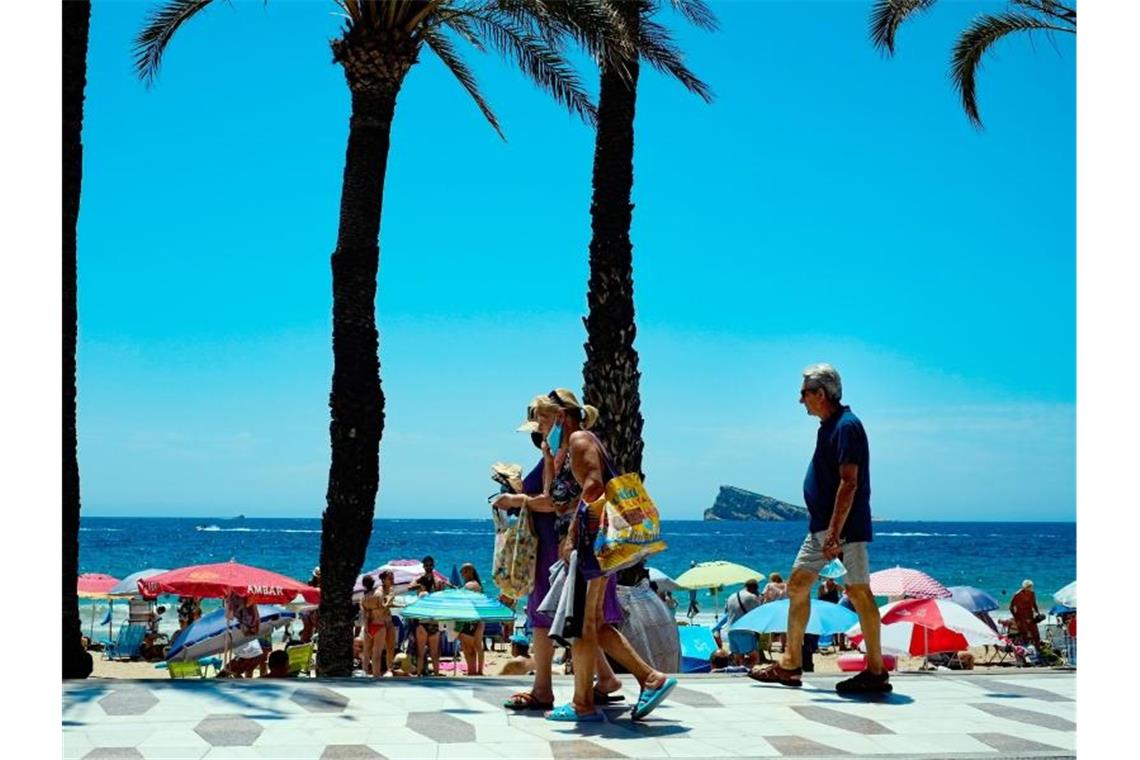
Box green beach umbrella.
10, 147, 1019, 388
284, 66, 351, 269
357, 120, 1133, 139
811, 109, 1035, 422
674, 561, 764, 613
400, 589, 515, 623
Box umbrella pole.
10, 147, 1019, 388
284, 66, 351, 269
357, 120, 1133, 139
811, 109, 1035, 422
89, 603, 96, 640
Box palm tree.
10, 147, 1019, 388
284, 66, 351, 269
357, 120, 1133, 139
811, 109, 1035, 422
63, 0, 94, 680
135, 0, 623, 675
581, 0, 713, 476
869, 0, 1076, 128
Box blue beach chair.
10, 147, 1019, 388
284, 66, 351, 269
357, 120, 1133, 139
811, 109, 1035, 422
104, 624, 147, 661
679, 626, 717, 674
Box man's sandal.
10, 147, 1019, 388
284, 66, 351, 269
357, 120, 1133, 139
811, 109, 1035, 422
748, 663, 803, 687
503, 692, 555, 711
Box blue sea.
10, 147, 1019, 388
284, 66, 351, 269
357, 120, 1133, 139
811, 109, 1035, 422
79, 517, 1074, 632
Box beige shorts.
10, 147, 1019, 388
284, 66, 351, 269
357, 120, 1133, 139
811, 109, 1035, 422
792, 530, 871, 585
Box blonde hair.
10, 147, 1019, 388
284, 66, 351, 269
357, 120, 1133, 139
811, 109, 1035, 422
533, 388, 599, 430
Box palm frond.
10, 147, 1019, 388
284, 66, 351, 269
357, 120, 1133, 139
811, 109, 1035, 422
422, 27, 505, 139
637, 16, 712, 102
495, 0, 637, 70
950, 11, 1074, 127
669, 0, 718, 32
467, 10, 598, 124
1012, 0, 1077, 26
869, 0, 937, 55
134, 0, 217, 85
437, 12, 487, 52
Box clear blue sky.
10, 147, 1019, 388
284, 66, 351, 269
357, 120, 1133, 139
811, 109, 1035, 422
76, 0, 1075, 520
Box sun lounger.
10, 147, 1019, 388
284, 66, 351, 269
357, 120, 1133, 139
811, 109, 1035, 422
286, 642, 314, 677
165, 660, 205, 679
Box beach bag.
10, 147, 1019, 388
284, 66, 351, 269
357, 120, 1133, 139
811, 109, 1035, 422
491, 505, 537, 599
590, 471, 667, 575
613, 580, 681, 673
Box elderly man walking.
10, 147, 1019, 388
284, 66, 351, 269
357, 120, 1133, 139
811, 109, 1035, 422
750, 363, 890, 694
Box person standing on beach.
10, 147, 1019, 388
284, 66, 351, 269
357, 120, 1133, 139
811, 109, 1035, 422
1010, 579, 1042, 647
750, 363, 889, 694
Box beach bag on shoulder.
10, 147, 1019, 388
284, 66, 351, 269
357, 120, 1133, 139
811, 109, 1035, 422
491, 506, 537, 598
590, 471, 667, 575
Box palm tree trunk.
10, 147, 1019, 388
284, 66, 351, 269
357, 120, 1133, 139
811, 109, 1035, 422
316, 87, 401, 676
582, 10, 644, 477
63, 0, 93, 680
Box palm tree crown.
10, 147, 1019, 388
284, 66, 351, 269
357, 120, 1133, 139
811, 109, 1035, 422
869, 0, 1076, 127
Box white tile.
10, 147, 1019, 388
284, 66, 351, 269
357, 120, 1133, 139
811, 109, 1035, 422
250, 744, 325, 760
202, 748, 262, 759
484, 741, 556, 760
366, 742, 439, 760
139, 746, 211, 760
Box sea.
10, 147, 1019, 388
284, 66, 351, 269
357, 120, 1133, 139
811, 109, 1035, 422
78, 517, 1075, 637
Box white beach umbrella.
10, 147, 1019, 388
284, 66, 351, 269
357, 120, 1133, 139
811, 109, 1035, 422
1053, 581, 1076, 608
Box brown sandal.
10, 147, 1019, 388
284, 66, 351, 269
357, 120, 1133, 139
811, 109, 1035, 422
748, 663, 803, 687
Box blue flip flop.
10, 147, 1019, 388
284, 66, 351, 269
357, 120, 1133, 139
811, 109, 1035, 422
546, 703, 604, 722
631, 676, 678, 720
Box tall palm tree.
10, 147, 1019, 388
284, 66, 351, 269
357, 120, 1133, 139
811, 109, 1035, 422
135, 0, 624, 675
581, 0, 713, 476
63, 0, 94, 680
869, 0, 1076, 128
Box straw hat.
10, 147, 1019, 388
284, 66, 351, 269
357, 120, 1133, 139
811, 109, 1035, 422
490, 462, 524, 493
516, 403, 539, 433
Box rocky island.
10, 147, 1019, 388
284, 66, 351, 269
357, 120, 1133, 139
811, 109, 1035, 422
704, 486, 809, 521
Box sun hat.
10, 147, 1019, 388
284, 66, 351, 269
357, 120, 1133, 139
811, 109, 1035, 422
1022, 579, 1034, 589
490, 462, 524, 493
516, 403, 539, 433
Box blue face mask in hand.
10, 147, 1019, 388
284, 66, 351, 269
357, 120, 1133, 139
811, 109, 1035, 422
547, 421, 563, 452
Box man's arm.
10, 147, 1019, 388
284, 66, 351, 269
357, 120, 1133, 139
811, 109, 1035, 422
824, 463, 859, 559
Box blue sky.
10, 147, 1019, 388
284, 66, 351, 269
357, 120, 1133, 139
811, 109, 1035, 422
76, 0, 1075, 520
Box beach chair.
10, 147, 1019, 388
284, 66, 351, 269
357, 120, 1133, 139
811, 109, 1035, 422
165, 660, 205, 679
816, 634, 836, 654
482, 622, 505, 652
104, 623, 147, 661
286, 642, 315, 677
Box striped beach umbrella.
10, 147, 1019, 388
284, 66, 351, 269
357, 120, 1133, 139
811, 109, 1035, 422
848, 598, 997, 656
78, 573, 120, 599
400, 589, 515, 622
869, 567, 951, 599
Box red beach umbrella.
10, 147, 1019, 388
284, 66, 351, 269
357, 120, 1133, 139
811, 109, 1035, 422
77, 573, 120, 598
848, 598, 998, 656
138, 561, 320, 605
868, 567, 951, 599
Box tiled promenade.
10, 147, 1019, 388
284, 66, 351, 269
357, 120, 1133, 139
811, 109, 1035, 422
62, 671, 1076, 759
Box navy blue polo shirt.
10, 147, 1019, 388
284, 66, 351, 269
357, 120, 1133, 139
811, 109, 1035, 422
803, 405, 873, 542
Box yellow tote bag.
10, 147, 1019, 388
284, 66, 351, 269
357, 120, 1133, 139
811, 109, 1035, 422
591, 471, 667, 575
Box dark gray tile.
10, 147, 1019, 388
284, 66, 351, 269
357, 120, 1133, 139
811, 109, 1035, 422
971, 732, 1069, 754
972, 680, 1074, 703
321, 745, 388, 760
96, 688, 158, 717
790, 706, 894, 735
291, 686, 350, 714
765, 735, 851, 756
406, 711, 475, 743
82, 750, 144, 760
666, 686, 723, 708
970, 702, 1076, 732
193, 713, 264, 747
549, 739, 627, 759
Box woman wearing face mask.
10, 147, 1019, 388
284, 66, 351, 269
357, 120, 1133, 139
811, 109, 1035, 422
493, 399, 627, 712
530, 388, 677, 722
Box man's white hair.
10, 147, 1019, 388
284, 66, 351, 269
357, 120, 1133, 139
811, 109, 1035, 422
802, 363, 843, 402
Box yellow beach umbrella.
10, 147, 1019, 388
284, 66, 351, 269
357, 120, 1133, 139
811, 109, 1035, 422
674, 561, 764, 613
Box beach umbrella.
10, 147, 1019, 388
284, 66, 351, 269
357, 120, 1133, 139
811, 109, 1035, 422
356, 560, 450, 593
400, 589, 514, 623
733, 599, 858, 636
869, 567, 951, 599
1049, 603, 1075, 617
165, 605, 296, 662
675, 561, 764, 613
1053, 580, 1076, 608
946, 585, 1000, 613
848, 598, 997, 657
449, 565, 462, 588
678, 626, 717, 673
78, 573, 120, 598
139, 560, 320, 604
647, 567, 680, 593
108, 568, 170, 597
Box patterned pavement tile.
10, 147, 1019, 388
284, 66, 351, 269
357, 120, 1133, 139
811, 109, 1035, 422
549, 739, 628, 759
193, 713, 264, 747
320, 745, 388, 759
763, 735, 850, 756
665, 686, 724, 708
97, 688, 159, 717
969, 702, 1076, 732
405, 711, 476, 743
81, 750, 144, 760
789, 706, 894, 735
969, 680, 1075, 703
291, 686, 351, 714
971, 732, 1071, 754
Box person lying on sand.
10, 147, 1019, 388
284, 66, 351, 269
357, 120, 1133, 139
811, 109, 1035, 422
498, 635, 536, 676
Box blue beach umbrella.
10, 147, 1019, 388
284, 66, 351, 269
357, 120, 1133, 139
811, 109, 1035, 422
401, 589, 514, 622
946, 586, 1000, 613
733, 599, 858, 636
678, 626, 717, 673
449, 565, 462, 588
166, 605, 295, 662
